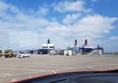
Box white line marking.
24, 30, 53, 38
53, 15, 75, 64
0, 71, 49, 77
0, 68, 48, 72
53, 64, 118, 71
51, 70, 56, 73
87, 66, 94, 68
2, 63, 117, 70
11, 78, 18, 82
9, 71, 44, 76
1, 65, 75, 69
0, 73, 10, 75
0, 74, 11, 82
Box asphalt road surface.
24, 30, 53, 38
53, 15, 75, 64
0, 54, 118, 83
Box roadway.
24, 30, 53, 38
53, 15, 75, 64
0, 54, 118, 83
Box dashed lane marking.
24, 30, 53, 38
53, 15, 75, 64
8, 71, 48, 76
51, 70, 56, 73
0, 68, 48, 72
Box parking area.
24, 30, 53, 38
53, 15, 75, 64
0, 54, 118, 83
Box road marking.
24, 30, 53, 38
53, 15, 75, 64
8, 71, 45, 76
1, 65, 73, 69
0, 71, 49, 77
52, 64, 118, 72
0, 73, 10, 75
51, 70, 56, 73
11, 78, 18, 82
2, 63, 117, 71
87, 66, 94, 68
0, 74, 11, 83
0, 68, 48, 72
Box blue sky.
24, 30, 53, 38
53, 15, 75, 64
0, 0, 118, 52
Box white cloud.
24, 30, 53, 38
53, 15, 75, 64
37, 7, 49, 16
110, 36, 118, 40
0, 1, 49, 49
98, 36, 118, 52
0, 0, 9, 12
0, 0, 117, 52
9, 31, 38, 49
53, 0, 91, 13
72, 15, 117, 39
63, 13, 81, 24
0, 30, 10, 48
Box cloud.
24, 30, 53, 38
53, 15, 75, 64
9, 31, 38, 49
0, 30, 10, 48
37, 14, 117, 48
0, 0, 9, 12
53, 0, 91, 13
0, 1, 49, 49
63, 13, 81, 24
110, 36, 118, 40
70, 14, 117, 40
27, 6, 49, 17
99, 36, 118, 52
0, 0, 117, 52
37, 7, 49, 16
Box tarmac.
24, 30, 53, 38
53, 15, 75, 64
0, 54, 118, 83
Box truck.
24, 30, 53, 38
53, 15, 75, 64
4, 49, 17, 58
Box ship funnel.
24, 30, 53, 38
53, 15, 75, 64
47, 38, 50, 44
74, 39, 77, 46
84, 39, 88, 46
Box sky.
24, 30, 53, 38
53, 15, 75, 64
0, 0, 118, 52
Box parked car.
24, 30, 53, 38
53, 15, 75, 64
18, 52, 30, 58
